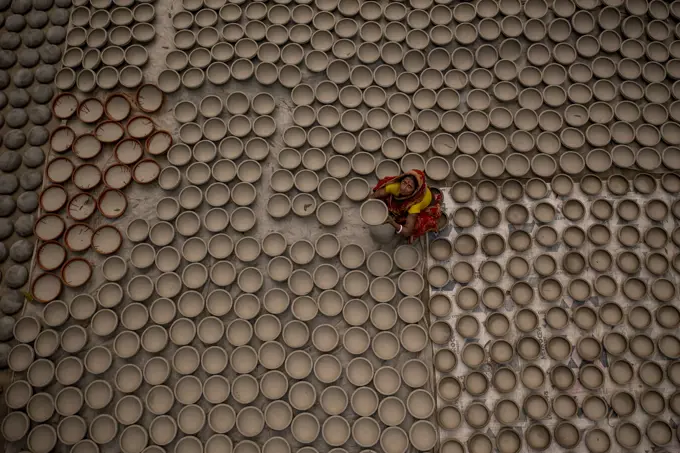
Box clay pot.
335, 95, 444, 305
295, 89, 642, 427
438, 376, 462, 402
111, 330, 140, 361
172, 101, 198, 123
83, 381, 112, 416
316, 201, 342, 226
113, 395, 143, 427
199, 375, 228, 405
147, 415, 176, 447
278, 319, 307, 349
425, 296, 453, 324
223, 319, 251, 349
394, 297, 424, 325
314, 354, 342, 384
158, 163, 181, 191
351, 392, 379, 427
83, 346, 112, 376
177, 405, 205, 440
365, 251, 392, 279
291, 413, 319, 444
85, 414, 117, 448
171, 346, 200, 376
114, 363, 143, 394
257, 341, 285, 370
396, 360, 429, 393
371, 331, 399, 361
8, 344, 35, 376
400, 324, 428, 353
302, 291, 335, 321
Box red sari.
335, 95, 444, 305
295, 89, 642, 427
373, 170, 443, 242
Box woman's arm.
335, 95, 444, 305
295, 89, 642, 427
400, 214, 417, 237
387, 214, 417, 238
370, 187, 389, 199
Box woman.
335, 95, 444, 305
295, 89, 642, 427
370, 170, 443, 242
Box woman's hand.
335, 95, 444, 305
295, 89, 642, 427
386, 214, 416, 238
371, 188, 388, 200
384, 217, 398, 228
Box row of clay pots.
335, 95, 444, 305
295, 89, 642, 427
173, 0, 665, 25
128, 226, 418, 275
67, 21, 155, 46
42, 292, 428, 349
176, 117, 276, 146
429, 220, 679, 269
444, 196, 677, 230
282, 265, 422, 300
159, 59, 303, 92
433, 237, 680, 277
426, 258, 679, 304
71, 3, 154, 25
7, 341, 415, 392
437, 420, 677, 452
163, 26, 680, 75
147, 210, 256, 246
170, 0, 576, 28
258, 119, 680, 162
45, 155, 157, 190
436, 324, 680, 366
166, 157, 262, 193
435, 387, 675, 428
433, 288, 679, 331
173, 92, 275, 121
261, 195, 342, 224
71, 4, 155, 26
278, 150, 403, 181
445, 174, 680, 209
8, 413, 666, 453
266, 152, 679, 189
166, 58, 673, 114
52, 87, 165, 123
152, 45, 660, 92
166, 25, 611, 69
140, 226, 419, 273
0, 348, 421, 396
434, 363, 622, 403
435, 335, 680, 386
446, 215, 680, 251
266, 117, 680, 159
101, 398, 439, 452
167, 143, 267, 172
96, 255, 284, 304
167, 1, 680, 46
291, 109, 679, 156
65, 43, 150, 74
279, 284, 426, 322
39, 291, 428, 351
257, 88, 680, 138
170, 19, 523, 50
24, 406, 675, 451
444, 302, 677, 340
40, 183, 127, 221
264, 185, 343, 215
65, 38, 150, 67
3, 418, 238, 453
264, 53, 680, 95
